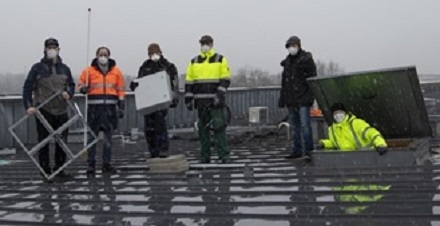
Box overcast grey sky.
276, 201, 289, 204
0, 0, 439, 77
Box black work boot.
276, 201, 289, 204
102, 163, 117, 174
87, 164, 96, 174
304, 151, 313, 162
159, 150, 169, 158
55, 170, 73, 180
200, 158, 211, 164
286, 153, 303, 160
41, 168, 54, 183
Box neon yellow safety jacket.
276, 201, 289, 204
320, 114, 387, 151
185, 48, 231, 108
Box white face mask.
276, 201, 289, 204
98, 56, 108, 65
46, 49, 58, 59
288, 46, 299, 55
334, 113, 346, 123
201, 45, 211, 53
151, 53, 161, 62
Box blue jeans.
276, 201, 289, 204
87, 105, 117, 166
88, 126, 113, 166
289, 106, 314, 155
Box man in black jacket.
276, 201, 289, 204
23, 38, 75, 180
279, 36, 317, 159
130, 43, 179, 158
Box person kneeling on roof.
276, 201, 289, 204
316, 103, 388, 155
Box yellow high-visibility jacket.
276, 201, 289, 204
320, 114, 387, 151
185, 48, 231, 108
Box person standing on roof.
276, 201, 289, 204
130, 43, 179, 158
23, 38, 75, 181
185, 35, 231, 164
78, 46, 126, 174
316, 103, 388, 154
279, 36, 317, 160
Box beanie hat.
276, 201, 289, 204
285, 36, 301, 48
148, 43, 162, 55
331, 103, 347, 113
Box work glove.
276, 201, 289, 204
376, 146, 388, 156
186, 102, 194, 111
315, 142, 325, 150
79, 86, 89, 95
117, 100, 125, 119
129, 81, 139, 91
214, 90, 226, 107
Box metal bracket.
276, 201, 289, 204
8, 91, 98, 180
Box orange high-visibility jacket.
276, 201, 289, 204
78, 59, 125, 105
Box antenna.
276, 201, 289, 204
83, 7, 92, 150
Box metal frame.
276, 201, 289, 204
8, 91, 98, 180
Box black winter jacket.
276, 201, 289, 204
279, 49, 317, 108
137, 56, 178, 92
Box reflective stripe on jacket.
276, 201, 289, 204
78, 58, 125, 105
185, 48, 231, 106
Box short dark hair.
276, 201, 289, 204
96, 46, 111, 56
199, 35, 214, 44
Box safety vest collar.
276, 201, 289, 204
330, 114, 364, 150
200, 48, 216, 58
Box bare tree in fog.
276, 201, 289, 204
316, 60, 345, 77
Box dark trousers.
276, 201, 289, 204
35, 109, 69, 173
87, 105, 117, 166
144, 110, 169, 158
197, 107, 229, 162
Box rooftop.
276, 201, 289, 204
0, 128, 439, 226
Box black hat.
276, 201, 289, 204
285, 36, 301, 48
44, 38, 59, 47
331, 103, 347, 113
199, 35, 214, 44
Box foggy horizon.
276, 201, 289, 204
0, 0, 439, 77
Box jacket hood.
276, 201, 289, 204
334, 113, 356, 125
280, 49, 307, 67
91, 58, 116, 70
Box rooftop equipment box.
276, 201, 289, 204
134, 71, 173, 115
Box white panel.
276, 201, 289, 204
134, 71, 172, 115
